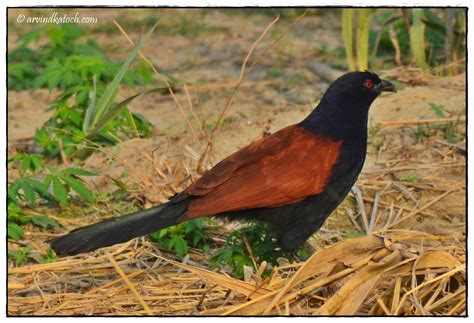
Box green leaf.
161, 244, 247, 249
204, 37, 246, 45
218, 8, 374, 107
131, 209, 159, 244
8, 200, 23, 217
169, 235, 188, 258
29, 216, 60, 229
41, 248, 57, 263
21, 180, 36, 206
18, 28, 41, 46
192, 231, 203, 246
9, 247, 31, 266
8, 223, 24, 241
82, 75, 97, 133
8, 181, 20, 203
59, 168, 97, 176
52, 176, 68, 206
148, 231, 162, 242
88, 89, 153, 135
60, 175, 95, 203
159, 228, 169, 239
356, 8, 375, 71
401, 174, 417, 183
86, 25, 157, 133
28, 179, 51, 200
428, 103, 446, 117
410, 9, 429, 72
341, 9, 355, 71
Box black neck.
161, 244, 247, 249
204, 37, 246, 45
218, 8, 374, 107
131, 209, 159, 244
300, 98, 370, 141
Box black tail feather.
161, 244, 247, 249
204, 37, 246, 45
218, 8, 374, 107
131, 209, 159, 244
49, 201, 188, 256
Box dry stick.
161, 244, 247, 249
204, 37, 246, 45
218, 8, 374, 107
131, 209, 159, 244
446, 298, 466, 315
392, 181, 420, 208
201, 10, 308, 169
435, 139, 466, 154
384, 202, 395, 230
423, 277, 448, 311
47, 270, 146, 314
368, 192, 381, 233
377, 297, 391, 315
362, 196, 433, 218
387, 186, 461, 229
345, 207, 363, 232
113, 20, 200, 146
380, 116, 466, 127
262, 253, 376, 315
389, 25, 402, 66
33, 273, 48, 310
368, 182, 391, 233
394, 264, 465, 315
197, 284, 218, 310
107, 254, 153, 315
351, 186, 369, 233
242, 233, 258, 272
363, 163, 465, 175
199, 15, 281, 170
391, 277, 402, 314
425, 286, 466, 312
57, 136, 69, 166
186, 80, 279, 91
282, 261, 366, 304
222, 289, 280, 315
183, 83, 207, 139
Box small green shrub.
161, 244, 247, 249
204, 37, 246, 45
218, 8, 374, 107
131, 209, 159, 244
148, 219, 210, 259
8, 23, 152, 91
8, 247, 31, 266
210, 221, 306, 279
428, 103, 447, 117
341, 8, 466, 72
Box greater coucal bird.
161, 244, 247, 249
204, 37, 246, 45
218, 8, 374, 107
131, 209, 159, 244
49, 71, 396, 256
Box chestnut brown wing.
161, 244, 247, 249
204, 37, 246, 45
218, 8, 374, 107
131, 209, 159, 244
182, 125, 342, 219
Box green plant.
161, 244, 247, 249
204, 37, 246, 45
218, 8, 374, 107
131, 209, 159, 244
266, 68, 284, 79
341, 9, 355, 71
8, 23, 166, 265
8, 153, 45, 176
7, 154, 95, 250
8, 245, 57, 266
8, 247, 31, 266
7, 202, 61, 242
341, 8, 466, 73
341, 8, 375, 71
442, 120, 462, 143
33, 26, 158, 160
210, 221, 304, 279
412, 125, 430, 141
409, 9, 429, 72
8, 23, 152, 91
428, 102, 446, 117
356, 9, 376, 71
288, 71, 310, 85
8, 165, 97, 207
401, 174, 417, 183
41, 248, 57, 263
148, 219, 210, 259
204, 117, 234, 132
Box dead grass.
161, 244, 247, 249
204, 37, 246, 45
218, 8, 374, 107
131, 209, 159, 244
8, 230, 465, 315
8, 105, 466, 315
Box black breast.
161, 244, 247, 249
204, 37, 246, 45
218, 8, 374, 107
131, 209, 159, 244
222, 137, 368, 251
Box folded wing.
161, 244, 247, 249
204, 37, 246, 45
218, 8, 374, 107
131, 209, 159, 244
181, 125, 343, 219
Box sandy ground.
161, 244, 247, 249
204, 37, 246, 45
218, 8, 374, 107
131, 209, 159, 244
8, 7, 466, 232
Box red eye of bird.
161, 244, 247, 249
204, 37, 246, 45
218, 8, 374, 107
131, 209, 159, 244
363, 79, 374, 89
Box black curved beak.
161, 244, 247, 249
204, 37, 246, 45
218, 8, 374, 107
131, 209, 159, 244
377, 79, 397, 93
